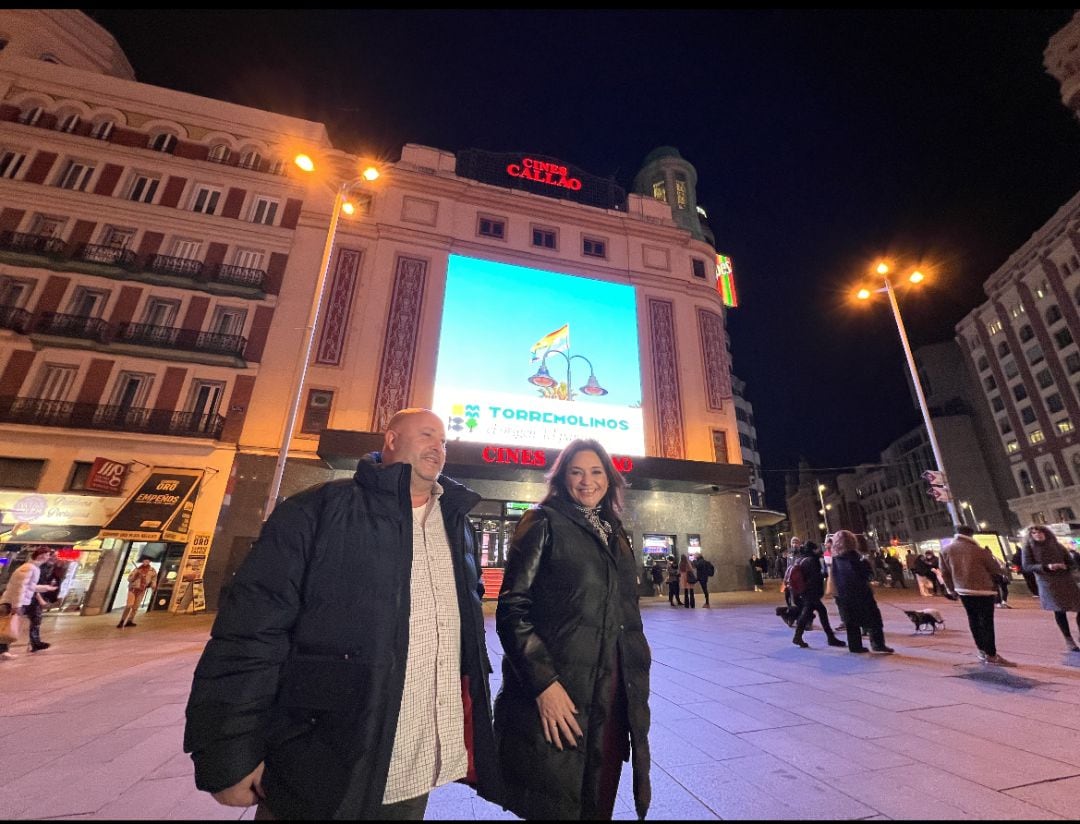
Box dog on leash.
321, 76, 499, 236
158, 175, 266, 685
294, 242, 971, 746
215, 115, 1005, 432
903, 608, 945, 634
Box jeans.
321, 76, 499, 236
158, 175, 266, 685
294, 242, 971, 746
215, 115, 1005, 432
958, 594, 997, 656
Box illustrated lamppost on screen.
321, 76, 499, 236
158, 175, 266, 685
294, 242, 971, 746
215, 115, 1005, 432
526, 324, 607, 400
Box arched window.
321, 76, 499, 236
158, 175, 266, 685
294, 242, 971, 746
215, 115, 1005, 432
651, 178, 667, 203
39, 52, 61, 64
150, 132, 178, 153
17, 106, 43, 127
208, 143, 231, 163
57, 113, 80, 134
238, 149, 262, 170
1046, 305, 1063, 325
90, 119, 114, 141
1018, 469, 1036, 495
674, 171, 689, 209
1046, 464, 1063, 490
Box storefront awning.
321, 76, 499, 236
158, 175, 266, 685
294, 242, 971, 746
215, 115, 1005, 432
0, 524, 101, 544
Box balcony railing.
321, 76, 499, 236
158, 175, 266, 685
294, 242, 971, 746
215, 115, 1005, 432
0, 397, 225, 439
0, 305, 29, 333
116, 322, 247, 357
211, 263, 266, 289
31, 311, 108, 342
0, 231, 65, 256
149, 254, 203, 278
77, 243, 137, 268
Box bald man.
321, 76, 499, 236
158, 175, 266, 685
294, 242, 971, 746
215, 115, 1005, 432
185, 409, 502, 820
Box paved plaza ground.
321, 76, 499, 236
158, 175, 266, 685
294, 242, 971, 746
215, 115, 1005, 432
2, 583, 1080, 820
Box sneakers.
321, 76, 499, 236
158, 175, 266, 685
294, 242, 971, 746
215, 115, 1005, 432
996, 602, 1012, 609
29, 641, 50, 653
985, 654, 1017, 667
976, 650, 988, 663
871, 645, 895, 654
0, 651, 16, 660
793, 637, 809, 648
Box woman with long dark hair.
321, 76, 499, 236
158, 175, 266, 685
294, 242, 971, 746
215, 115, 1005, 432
495, 439, 651, 820
1021, 525, 1080, 651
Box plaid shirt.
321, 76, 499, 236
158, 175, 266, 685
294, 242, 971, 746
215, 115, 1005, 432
382, 484, 467, 803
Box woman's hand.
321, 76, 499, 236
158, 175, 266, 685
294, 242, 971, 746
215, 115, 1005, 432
211, 762, 265, 807
536, 681, 582, 751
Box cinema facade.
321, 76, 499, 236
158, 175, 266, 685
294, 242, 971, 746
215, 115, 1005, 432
209, 143, 754, 607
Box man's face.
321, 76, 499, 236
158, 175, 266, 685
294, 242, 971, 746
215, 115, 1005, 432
383, 411, 447, 487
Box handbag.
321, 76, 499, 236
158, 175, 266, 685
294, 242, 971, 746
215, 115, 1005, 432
0, 610, 19, 645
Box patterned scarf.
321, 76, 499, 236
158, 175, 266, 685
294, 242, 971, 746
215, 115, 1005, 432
576, 503, 612, 540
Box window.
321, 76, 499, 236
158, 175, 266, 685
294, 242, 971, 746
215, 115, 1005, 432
56, 160, 95, 191
1011, 303, 1026, 318
1035, 281, 1049, 299
128, 174, 160, 204
1032, 510, 1046, 524
674, 172, 688, 209
1057, 507, 1076, 521
142, 298, 179, 327
90, 120, 114, 141
582, 237, 606, 258
29, 214, 65, 238
1019, 324, 1035, 342
110, 372, 154, 408
977, 355, 989, 372
101, 226, 135, 250
33, 363, 78, 401
39, 53, 61, 64
171, 238, 202, 260
250, 197, 279, 226
1057, 419, 1074, 434
238, 150, 262, 170
0, 276, 33, 308
1036, 368, 1054, 388
691, 258, 707, 279
1048, 393, 1065, 413
477, 216, 505, 239
67, 461, 95, 492
984, 376, 997, 392
1006, 440, 1020, 454
57, 113, 80, 134
999, 419, 1013, 434
207, 143, 231, 163
231, 248, 264, 271
1055, 327, 1074, 349
997, 341, 1010, 357
987, 319, 1003, 335
1046, 305, 1063, 325
1067, 352, 1080, 374
191, 185, 222, 215
300, 388, 334, 435
150, 132, 178, 153
209, 306, 246, 337
1019, 469, 1036, 495
68, 287, 109, 318
17, 106, 43, 126
739, 432, 754, 450
188, 380, 224, 433
712, 429, 729, 463
1030, 430, 1046, 445
1046, 463, 1061, 487
1003, 359, 1019, 379
532, 227, 557, 249
990, 395, 1005, 412
0, 457, 45, 490
1027, 343, 1045, 363
0, 149, 26, 179
267, 159, 287, 176
652, 179, 667, 203
1020, 405, 1037, 425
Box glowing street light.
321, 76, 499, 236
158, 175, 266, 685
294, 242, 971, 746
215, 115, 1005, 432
263, 153, 382, 520
527, 350, 607, 399
855, 260, 959, 528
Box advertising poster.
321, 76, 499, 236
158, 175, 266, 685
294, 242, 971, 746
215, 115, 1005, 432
433, 255, 645, 454
99, 468, 204, 541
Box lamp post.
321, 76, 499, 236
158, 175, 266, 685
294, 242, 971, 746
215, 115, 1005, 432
961, 500, 980, 530
527, 350, 607, 399
857, 263, 960, 529
816, 481, 831, 538
263, 156, 380, 521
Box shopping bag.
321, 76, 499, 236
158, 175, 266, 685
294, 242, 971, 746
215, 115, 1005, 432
0, 611, 19, 645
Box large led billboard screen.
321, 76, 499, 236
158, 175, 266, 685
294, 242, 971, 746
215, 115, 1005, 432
433, 255, 645, 454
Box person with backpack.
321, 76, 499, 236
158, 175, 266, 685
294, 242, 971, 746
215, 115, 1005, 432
694, 555, 715, 607
790, 541, 845, 649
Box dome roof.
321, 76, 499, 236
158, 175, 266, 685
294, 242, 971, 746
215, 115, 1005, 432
641, 146, 683, 165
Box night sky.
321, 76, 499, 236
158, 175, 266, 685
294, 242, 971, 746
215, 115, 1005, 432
84, 9, 1080, 507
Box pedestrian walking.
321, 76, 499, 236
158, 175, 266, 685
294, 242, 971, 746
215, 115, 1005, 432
913, 551, 937, 597
666, 555, 682, 606
649, 563, 664, 597
22, 547, 59, 652
1021, 525, 1080, 652
695, 554, 715, 605
495, 438, 650, 821
790, 541, 845, 649
117, 555, 157, 628
749, 555, 764, 592
1012, 547, 1040, 597
0, 547, 58, 657
940, 525, 1015, 666
830, 530, 894, 654
184, 408, 502, 820
885, 553, 906, 588
679, 554, 696, 608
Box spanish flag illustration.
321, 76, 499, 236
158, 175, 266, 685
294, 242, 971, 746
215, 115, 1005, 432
529, 324, 570, 362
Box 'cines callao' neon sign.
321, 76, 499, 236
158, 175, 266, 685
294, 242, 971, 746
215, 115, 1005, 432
506, 158, 582, 191
481, 445, 633, 473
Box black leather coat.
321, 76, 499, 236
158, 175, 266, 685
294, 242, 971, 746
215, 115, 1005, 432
183, 455, 502, 819
494, 498, 651, 820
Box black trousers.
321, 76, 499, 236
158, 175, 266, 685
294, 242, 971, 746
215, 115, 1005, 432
795, 595, 835, 636
668, 581, 681, 605
25, 599, 43, 646
698, 578, 710, 605
958, 594, 997, 656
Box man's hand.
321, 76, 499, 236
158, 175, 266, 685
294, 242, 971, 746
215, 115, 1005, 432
212, 762, 266, 807
536, 681, 582, 751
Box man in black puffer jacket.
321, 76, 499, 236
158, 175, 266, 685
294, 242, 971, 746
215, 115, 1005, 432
792, 541, 846, 649
184, 408, 502, 819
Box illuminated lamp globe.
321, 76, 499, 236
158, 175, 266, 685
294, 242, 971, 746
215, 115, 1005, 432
342, 201, 356, 216
579, 374, 609, 397
528, 364, 558, 388
856, 288, 871, 300
909, 271, 924, 284
294, 153, 315, 172
876, 262, 890, 275
362, 166, 380, 181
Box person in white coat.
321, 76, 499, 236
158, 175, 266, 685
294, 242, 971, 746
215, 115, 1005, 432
0, 546, 58, 658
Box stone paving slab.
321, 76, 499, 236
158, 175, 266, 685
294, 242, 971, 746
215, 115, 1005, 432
2, 585, 1080, 819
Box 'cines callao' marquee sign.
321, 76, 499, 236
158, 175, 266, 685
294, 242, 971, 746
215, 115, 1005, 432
505, 158, 582, 191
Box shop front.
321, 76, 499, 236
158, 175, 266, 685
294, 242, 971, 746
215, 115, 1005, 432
318, 430, 755, 597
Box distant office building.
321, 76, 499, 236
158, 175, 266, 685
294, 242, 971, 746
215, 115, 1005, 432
732, 375, 764, 507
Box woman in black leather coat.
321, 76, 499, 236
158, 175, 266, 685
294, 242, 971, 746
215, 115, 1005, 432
495, 439, 651, 820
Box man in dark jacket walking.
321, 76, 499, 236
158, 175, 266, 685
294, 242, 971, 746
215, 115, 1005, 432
184, 408, 502, 820
791, 541, 845, 649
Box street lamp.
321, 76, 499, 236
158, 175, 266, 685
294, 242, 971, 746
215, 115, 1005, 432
263, 154, 381, 520
527, 350, 607, 399
856, 261, 960, 528
960, 500, 980, 530
816, 481, 830, 537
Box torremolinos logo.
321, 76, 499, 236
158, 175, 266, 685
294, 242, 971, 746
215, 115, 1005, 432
448, 403, 480, 434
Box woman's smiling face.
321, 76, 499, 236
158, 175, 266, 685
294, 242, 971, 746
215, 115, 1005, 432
566, 449, 608, 509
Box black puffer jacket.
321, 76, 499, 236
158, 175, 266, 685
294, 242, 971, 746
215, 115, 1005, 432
494, 498, 651, 820
796, 552, 826, 600
183, 454, 502, 819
